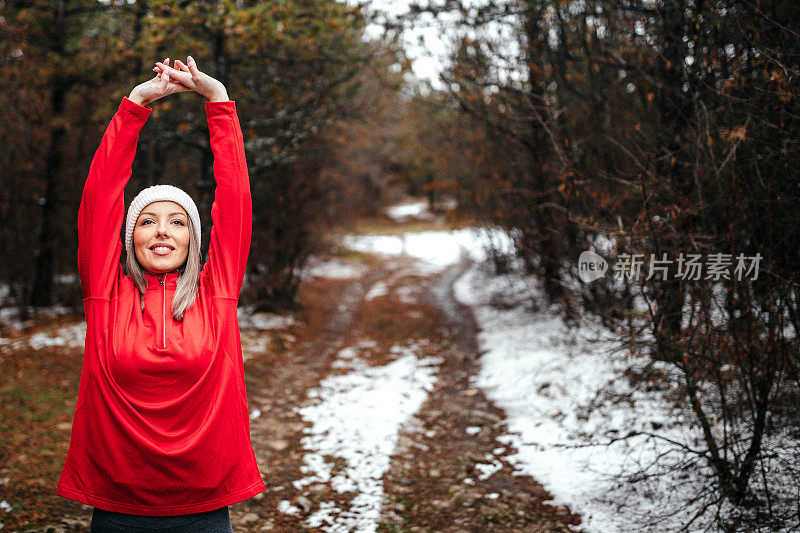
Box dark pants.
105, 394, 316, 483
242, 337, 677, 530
90, 506, 233, 532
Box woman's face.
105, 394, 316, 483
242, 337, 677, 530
133, 201, 190, 274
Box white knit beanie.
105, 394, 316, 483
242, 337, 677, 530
124, 185, 201, 254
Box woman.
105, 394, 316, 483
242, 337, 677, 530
56, 57, 266, 532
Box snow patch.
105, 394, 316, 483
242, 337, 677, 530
239, 334, 270, 361
301, 256, 369, 280
277, 500, 300, 516
285, 342, 442, 532
342, 228, 514, 273
0, 305, 74, 333
474, 456, 503, 480
238, 309, 297, 330
395, 285, 419, 304
331, 341, 378, 372
386, 201, 432, 222
365, 281, 389, 300
1, 322, 86, 351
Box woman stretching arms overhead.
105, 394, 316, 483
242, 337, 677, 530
56, 56, 266, 532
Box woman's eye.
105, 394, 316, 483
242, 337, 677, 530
172, 220, 185, 226
140, 220, 153, 226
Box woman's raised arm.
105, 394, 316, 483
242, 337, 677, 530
154, 57, 251, 298
78, 64, 187, 298
201, 99, 252, 299
77, 97, 151, 299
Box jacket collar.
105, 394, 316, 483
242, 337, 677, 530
144, 270, 180, 289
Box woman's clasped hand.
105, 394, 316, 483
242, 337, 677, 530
128, 56, 229, 106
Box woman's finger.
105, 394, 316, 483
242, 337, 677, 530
186, 55, 201, 77
154, 57, 169, 75
156, 62, 193, 84
175, 59, 191, 73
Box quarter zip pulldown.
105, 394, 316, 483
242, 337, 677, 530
160, 273, 166, 349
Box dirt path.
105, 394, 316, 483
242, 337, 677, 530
377, 258, 582, 532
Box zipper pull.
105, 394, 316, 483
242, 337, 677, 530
159, 275, 165, 286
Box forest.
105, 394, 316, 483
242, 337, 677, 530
0, 0, 798, 531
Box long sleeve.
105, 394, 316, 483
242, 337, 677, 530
201, 100, 253, 299
78, 97, 151, 299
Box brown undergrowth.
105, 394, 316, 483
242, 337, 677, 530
0, 330, 88, 530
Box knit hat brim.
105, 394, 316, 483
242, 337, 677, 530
125, 185, 201, 254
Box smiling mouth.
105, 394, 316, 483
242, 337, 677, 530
150, 245, 174, 255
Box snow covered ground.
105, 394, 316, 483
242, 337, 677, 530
453, 262, 714, 532
340, 228, 716, 531
0, 321, 86, 351
280, 341, 442, 532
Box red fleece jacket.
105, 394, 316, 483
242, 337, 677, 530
56, 97, 266, 515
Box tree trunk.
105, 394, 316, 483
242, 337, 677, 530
31, 0, 67, 308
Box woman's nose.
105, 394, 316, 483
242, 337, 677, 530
156, 222, 170, 237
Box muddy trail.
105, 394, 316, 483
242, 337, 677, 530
377, 259, 581, 533
16, 251, 581, 532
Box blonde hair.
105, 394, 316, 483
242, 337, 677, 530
125, 216, 201, 321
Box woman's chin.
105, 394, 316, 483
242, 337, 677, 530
137, 253, 188, 275
143, 261, 183, 274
